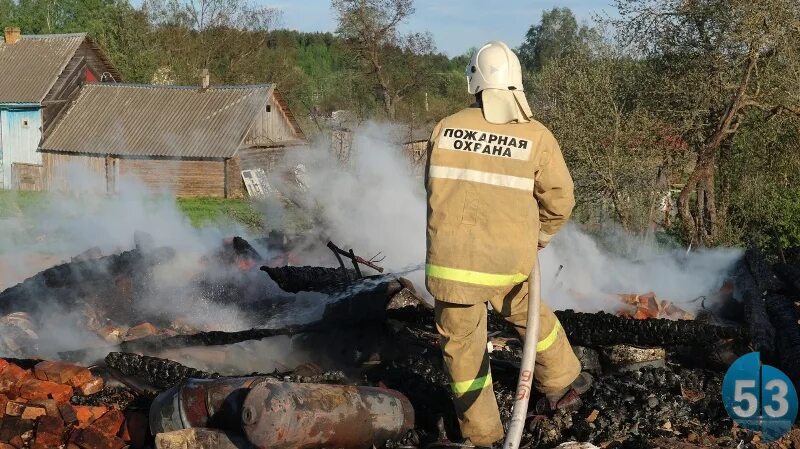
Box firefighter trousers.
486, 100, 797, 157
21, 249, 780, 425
434, 282, 582, 446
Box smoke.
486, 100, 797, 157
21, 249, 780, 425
262, 123, 427, 287
0, 163, 330, 360
266, 122, 742, 313
539, 224, 742, 312
0, 122, 743, 363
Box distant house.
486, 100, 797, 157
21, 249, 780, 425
0, 28, 120, 190
40, 83, 306, 197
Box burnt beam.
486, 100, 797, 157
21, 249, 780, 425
554, 310, 745, 347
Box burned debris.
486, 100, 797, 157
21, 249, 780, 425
0, 235, 799, 448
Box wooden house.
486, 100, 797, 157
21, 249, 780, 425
39, 83, 306, 197
0, 28, 120, 190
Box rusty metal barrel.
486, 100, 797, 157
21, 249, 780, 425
241, 380, 414, 449
149, 377, 415, 448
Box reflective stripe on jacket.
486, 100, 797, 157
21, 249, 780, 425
425, 107, 574, 305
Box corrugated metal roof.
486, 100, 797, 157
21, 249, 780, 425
0, 33, 86, 104
41, 83, 273, 158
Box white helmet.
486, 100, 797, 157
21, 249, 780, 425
465, 41, 524, 95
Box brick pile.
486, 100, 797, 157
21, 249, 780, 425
0, 359, 147, 449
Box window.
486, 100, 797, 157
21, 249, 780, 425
22, 119, 29, 128
266, 104, 272, 113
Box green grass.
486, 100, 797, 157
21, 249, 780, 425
176, 197, 265, 231
0, 190, 267, 230
0, 190, 49, 218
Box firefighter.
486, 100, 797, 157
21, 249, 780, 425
425, 41, 592, 447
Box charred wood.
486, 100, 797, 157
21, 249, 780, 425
743, 294, 776, 362
106, 351, 351, 395
773, 262, 800, 297
117, 323, 325, 355
743, 248, 784, 293
60, 280, 401, 361
515, 365, 730, 446
734, 256, 776, 361
261, 266, 358, 293
764, 295, 800, 391
0, 246, 175, 320
232, 236, 262, 260
71, 385, 143, 409
105, 352, 217, 389
554, 310, 745, 347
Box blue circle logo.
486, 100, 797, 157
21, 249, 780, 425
722, 352, 798, 441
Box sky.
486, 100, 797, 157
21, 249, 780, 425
268, 1, 616, 56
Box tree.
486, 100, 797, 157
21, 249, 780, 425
143, 0, 281, 81
530, 48, 686, 232
518, 7, 599, 72
332, 0, 436, 120
612, 0, 800, 246
0, 0, 158, 83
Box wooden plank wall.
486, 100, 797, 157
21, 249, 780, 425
11, 163, 43, 191
225, 157, 245, 199
236, 147, 289, 173
42, 40, 119, 137
243, 91, 300, 147
42, 151, 107, 193
119, 158, 225, 197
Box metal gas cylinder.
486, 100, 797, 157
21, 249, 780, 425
241, 379, 415, 449
149, 377, 262, 434
150, 376, 415, 448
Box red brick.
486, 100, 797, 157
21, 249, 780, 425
74, 427, 125, 449
17, 378, 73, 403
35, 415, 65, 447
96, 326, 126, 344
0, 395, 7, 418
78, 377, 104, 396
29, 443, 47, 449
59, 402, 78, 425
7, 436, 22, 449
34, 361, 92, 387
20, 406, 46, 420
89, 406, 108, 421
29, 398, 59, 417
0, 364, 30, 397
72, 406, 107, 428
89, 410, 124, 438
36, 415, 63, 433
72, 406, 95, 428
0, 443, 15, 449
3, 365, 29, 380
120, 411, 148, 448
0, 416, 34, 443
125, 323, 157, 340
5, 401, 25, 416
0, 359, 9, 373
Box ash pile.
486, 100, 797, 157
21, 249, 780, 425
0, 237, 799, 449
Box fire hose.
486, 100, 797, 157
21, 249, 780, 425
502, 253, 541, 449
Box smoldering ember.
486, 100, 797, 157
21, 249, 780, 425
0, 224, 798, 448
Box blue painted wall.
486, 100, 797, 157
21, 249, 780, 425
0, 106, 43, 189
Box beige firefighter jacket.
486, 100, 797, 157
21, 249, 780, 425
425, 107, 574, 305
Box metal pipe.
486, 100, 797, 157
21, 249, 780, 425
242, 379, 415, 449
502, 253, 541, 449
